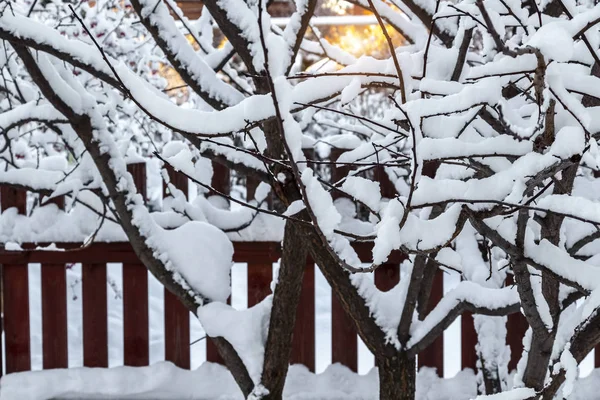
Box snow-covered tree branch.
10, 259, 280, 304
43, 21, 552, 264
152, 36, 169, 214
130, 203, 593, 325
2, 0, 600, 399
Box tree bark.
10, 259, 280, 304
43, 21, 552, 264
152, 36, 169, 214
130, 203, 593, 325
260, 220, 309, 400
377, 353, 416, 400
519, 164, 578, 390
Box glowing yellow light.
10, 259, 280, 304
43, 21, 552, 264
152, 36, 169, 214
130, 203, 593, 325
322, 0, 353, 15
217, 38, 229, 49
324, 24, 403, 59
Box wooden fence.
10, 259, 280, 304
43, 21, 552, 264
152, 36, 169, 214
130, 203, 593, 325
0, 154, 570, 380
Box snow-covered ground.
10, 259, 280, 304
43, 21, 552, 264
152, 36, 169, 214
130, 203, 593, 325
0, 263, 597, 399
3, 356, 600, 400
0, 363, 480, 400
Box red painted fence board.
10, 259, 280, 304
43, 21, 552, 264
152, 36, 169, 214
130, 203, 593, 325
0, 186, 26, 214
461, 311, 478, 370
1, 187, 29, 374
2, 263, 31, 373
206, 335, 224, 364
506, 274, 528, 370
374, 264, 400, 292
290, 260, 315, 370
330, 148, 358, 371
331, 294, 357, 371
211, 161, 231, 198
374, 165, 396, 200
247, 263, 272, 307
507, 313, 528, 371
418, 270, 444, 376
41, 263, 68, 369
163, 164, 192, 368
82, 263, 108, 367
205, 161, 231, 365
164, 291, 191, 368
123, 262, 149, 366
121, 163, 150, 367
0, 241, 548, 374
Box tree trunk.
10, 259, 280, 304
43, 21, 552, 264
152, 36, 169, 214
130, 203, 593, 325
260, 220, 309, 400
377, 352, 416, 400
522, 163, 577, 390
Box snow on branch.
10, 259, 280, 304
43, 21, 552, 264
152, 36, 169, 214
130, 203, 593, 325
407, 282, 520, 354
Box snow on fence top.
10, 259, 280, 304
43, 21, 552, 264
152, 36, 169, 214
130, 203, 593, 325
0, 150, 399, 245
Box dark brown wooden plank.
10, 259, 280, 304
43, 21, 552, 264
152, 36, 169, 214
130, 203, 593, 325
352, 242, 406, 265
1, 186, 29, 374
206, 338, 221, 363
82, 263, 108, 368
162, 166, 192, 368
374, 264, 399, 372
507, 313, 528, 371
164, 290, 190, 369
232, 242, 281, 263
246, 176, 259, 202
122, 263, 149, 366
290, 259, 315, 370
331, 269, 357, 372
41, 263, 68, 369
329, 146, 358, 373
247, 262, 272, 307
374, 165, 396, 199
246, 176, 273, 208
418, 270, 444, 376
423, 161, 441, 179
3, 264, 31, 373
122, 163, 150, 367
0, 186, 26, 214
206, 338, 224, 364
164, 164, 187, 199
303, 148, 316, 170
506, 274, 528, 371
211, 161, 230, 197
128, 162, 147, 202
374, 263, 399, 292
206, 161, 232, 365
330, 148, 351, 202
43, 195, 65, 209
461, 311, 478, 370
